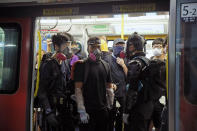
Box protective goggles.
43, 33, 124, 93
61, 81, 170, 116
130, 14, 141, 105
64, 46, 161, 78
88, 39, 101, 45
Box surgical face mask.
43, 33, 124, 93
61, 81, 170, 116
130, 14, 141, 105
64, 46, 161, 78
89, 48, 102, 62
153, 48, 162, 56
113, 46, 124, 57
163, 47, 167, 54
62, 46, 73, 58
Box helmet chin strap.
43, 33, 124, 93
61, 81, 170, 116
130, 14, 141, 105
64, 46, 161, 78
128, 50, 143, 59
129, 49, 136, 56
135, 50, 143, 54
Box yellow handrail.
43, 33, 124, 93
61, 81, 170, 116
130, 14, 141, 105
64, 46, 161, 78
121, 14, 124, 40
166, 52, 168, 99
34, 31, 42, 98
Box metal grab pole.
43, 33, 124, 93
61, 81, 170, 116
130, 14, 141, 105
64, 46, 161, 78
34, 31, 42, 98
166, 52, 168, 99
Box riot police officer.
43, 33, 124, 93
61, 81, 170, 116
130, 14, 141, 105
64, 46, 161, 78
123, 32, 154, 131
37, 34, 75, 131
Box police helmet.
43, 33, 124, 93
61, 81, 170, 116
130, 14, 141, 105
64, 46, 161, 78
126, 32, 144, 53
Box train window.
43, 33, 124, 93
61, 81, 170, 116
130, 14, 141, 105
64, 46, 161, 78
107, 41, 114, 48
145, 40, 154, 59
182, 23, 197, 104
0, 23, 21, 94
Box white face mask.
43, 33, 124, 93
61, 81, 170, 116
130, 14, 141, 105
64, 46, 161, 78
163, 47, 167, 54
153, 48, 162, 56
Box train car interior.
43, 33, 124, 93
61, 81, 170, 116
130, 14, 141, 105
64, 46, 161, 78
33, 11, 169, 130
34, 12, 169, 58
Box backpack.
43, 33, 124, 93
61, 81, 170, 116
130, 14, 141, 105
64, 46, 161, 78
34, 52, 53, 108
132, 56, 166, 102
126, 56, 166, 119
39, 52, 54, 75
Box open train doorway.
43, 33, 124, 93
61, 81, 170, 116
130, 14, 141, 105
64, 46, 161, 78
33, 12, 169, 131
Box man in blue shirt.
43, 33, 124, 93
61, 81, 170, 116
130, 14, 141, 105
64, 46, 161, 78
104, 38, 128, 131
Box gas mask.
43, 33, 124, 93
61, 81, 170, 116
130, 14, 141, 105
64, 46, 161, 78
71, 47, 80, 54
89, 48, 102, 62
62, 46, 73, 59
153, 48, 162, 56
56, 53, 67, 61
128, 49, 136, 58
113, 46, 124, 58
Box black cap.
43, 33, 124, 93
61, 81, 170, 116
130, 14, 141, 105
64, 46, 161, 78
87, 37, 101, 45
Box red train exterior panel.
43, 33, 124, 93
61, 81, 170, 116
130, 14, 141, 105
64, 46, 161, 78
0, 18, 31, 131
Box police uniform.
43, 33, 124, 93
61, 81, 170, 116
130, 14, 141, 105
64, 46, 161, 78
38, 58, 75, 131
124, 52, 154, 131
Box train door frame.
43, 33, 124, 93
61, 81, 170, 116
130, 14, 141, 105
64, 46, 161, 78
0, 1, 170, 131
29, 18, 36, 131
169, 0, 176, 130
32, 4, 170, 131
169, 0, 197, 130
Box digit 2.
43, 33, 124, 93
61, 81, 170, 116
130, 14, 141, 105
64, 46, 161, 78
193, 8, 196, 15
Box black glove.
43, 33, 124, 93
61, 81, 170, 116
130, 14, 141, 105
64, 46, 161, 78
46, 113, 59, 127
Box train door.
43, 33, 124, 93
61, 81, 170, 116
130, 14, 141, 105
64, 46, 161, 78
33, 14, 169, 131
169, 0, 197, 130
31, 1, 170, 131
0, 18, 32, 131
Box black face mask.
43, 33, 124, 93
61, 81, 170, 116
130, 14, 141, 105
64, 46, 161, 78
129, 49, 136, 56
127, 49, 137, 60
129, 50, 135, 56
62, 47, 72, 59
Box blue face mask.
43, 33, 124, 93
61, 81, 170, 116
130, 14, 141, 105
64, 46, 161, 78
113, 46, 124, 57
